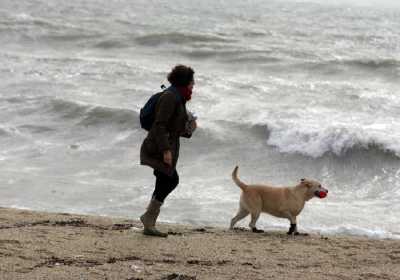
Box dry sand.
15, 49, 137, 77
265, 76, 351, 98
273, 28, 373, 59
1, 207, 400, 280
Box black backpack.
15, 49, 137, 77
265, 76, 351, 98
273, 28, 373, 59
139, 85, 181, 131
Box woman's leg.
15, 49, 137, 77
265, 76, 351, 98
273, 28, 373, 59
152, 169, 179, 202
140, 169, 179, 237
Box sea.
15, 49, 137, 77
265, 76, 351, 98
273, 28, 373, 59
0, 0, 399, 239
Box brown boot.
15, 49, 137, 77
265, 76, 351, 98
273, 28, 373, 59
140, 199, 168, 238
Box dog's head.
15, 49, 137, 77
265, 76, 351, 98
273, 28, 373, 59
299, 178, 328, 201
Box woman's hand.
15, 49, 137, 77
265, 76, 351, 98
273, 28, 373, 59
163, 150, 173, 166
186, 120, 197, 134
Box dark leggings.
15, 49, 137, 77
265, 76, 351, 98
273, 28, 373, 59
152, 169, 179, 203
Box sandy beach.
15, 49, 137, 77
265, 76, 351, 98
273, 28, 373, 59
0, 207, 399, 280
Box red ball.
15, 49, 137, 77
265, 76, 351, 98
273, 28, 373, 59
319, 191, 327, 198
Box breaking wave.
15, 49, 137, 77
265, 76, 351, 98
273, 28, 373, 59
203, 120, 400, 159
264, 123, 400, 158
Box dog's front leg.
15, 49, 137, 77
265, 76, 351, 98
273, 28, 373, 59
287, 216, 299, 235
287, 217, 308, 236
287, 223, 298, 235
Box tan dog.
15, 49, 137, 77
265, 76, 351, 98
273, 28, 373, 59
230, 166, 328, 235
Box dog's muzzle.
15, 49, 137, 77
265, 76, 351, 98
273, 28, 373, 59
315, 189, 328, 199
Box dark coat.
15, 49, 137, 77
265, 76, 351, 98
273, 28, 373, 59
140, 89, 190, 176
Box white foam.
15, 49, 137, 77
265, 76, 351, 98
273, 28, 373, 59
266, 123, 400, 157
317, 225, 400, 240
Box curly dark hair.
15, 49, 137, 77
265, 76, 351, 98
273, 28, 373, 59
167, 65, 195, 87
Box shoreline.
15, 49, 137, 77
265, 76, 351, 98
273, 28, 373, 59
1, 207, 400, 280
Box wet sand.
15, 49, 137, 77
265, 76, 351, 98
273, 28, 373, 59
0, 207, 399, 280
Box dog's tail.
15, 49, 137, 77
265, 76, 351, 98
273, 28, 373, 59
232, 166, 248, 191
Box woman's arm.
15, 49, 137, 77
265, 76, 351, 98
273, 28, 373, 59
153, 92, 176, 153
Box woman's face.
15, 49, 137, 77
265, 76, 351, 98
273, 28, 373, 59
188, 80, 194, 90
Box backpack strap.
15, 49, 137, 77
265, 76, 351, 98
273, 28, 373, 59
161, 85, 183, 104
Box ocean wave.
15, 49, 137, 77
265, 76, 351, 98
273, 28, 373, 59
135, 32, 235, 46
19, 97, 400, 159
304, 58, 400, 75
181, 48, 281, 64
226, 55, 281, 64
17, 125, 55, 134
78, 106, 138, 128
6, 13, 60, 29
0, 127, 12, 137
45, 99, 90, 119
44, 99, 140, 129
200, 120, 399, 159
0, 125, 47, 139
41, 33, 100, 43
2, 13, 102, 42
93, 39, 130, 49
264, 124, 400, 158
343, 58, 400, 69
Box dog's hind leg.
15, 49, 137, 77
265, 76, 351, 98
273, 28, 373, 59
249, 211, 263, 233
230, 207, 249, 229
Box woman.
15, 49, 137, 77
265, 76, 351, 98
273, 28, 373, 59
140, 65, 196, 237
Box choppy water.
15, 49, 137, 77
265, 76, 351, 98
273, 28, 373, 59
0, 0, 399, 239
